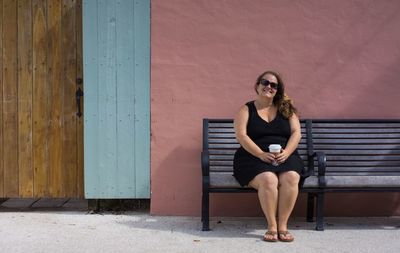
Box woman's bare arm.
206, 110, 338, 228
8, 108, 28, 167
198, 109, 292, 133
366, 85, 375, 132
275, 113, 302, 163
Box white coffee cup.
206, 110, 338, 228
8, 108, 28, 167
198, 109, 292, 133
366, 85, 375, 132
268, 144, 282, 166
269, 144, 282, 153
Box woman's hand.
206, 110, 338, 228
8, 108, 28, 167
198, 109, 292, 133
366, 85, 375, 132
275, 149, 289, 164
257, 152, 277, 164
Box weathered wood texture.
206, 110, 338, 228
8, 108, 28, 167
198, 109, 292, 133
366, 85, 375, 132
3, 0, 19, 197
0, 0, 83, 198
18, 0, 33, 197
83, 0, 150, 198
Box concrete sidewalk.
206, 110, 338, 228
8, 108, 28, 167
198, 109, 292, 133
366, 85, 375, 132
1, 208, 399, 253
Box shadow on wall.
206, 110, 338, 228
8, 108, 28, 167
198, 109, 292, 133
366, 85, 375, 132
299, 3, 400, 216
152, 144, 203, 215
312, 55, 400, 216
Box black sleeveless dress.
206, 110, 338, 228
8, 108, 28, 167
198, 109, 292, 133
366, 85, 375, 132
233, 101, 305, 187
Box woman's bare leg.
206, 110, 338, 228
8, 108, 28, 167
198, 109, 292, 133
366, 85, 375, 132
249, 172, 279, 239
277, 171, 300, 240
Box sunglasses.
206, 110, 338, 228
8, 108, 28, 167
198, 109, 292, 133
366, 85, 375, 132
259, 79, 278, 90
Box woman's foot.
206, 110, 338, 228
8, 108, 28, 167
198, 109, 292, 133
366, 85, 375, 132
278, 231, 294, 242
263, 231, 278, 242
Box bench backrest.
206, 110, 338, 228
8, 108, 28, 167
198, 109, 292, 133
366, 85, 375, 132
203, 119, 400, 177
203, 119, 310, 175
310, 120, 400, 176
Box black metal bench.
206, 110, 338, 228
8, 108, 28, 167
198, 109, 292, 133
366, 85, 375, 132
201, 119, 400, 231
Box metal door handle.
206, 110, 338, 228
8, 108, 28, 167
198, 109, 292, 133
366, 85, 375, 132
76, 87, 84, 117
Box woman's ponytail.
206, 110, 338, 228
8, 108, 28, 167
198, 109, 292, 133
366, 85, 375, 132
278, 93, 297, 118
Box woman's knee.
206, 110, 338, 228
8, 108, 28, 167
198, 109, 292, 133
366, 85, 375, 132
279, 171, 300, 187
251, 172, 279, 190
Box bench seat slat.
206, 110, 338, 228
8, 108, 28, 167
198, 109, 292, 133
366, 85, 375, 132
210, 155, 234, 160
311, 139, 400, 144
312, 150, 400, 155
299, 144, 400, 150
208, 138, 239, 144
208, 149, 308, 155
209, 122, 307, 127
325, 155, 400, 161
208, 133, 236, 138
326, 161, 400, 166
208, 139, 308, 145
210, 166, 234, 172
210, 173, 400, 188
326, 168, 400, 173
305, 144, 400, 150
312, 123, 400, 128
208, 123, 234, 128
209, 155, 309, 161
210, 161, 233, 166
312, 128, 400, 133
209, 172, 248, 188
209, 150, 236, 155
208, 128, 236, 133
208, 134, 308, 141
312, 133, 400, 138
209, 144, 240, 149
210, 167, 400, 173
303, 175, 400, 188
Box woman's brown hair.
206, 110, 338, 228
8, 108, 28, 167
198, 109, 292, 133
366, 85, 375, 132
254, 70, 298, 118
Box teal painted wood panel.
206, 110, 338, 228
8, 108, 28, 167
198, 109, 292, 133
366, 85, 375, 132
83, 0, 150, 198
133, 0, 150, 198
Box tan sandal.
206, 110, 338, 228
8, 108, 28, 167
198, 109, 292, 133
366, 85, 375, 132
263, 231, 278, 242
278, 231, 294, 242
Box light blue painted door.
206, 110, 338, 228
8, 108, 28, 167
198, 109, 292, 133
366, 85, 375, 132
83, 0, 150, 198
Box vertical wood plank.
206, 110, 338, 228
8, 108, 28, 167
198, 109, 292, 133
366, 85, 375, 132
0, 0, 4, 197
0, 0, 82, 198
47, 0, 63, 197
97, 0, 117, 197
134, 0, 150, 198
32, 0, 48, 197
18, 0, 33, 197
84, 0, 151, 198
76, 0, 83, 198
61, 0, 77, 196
83, 0, 99, 198
3, 0, 19, 197
116, 0, 135, 197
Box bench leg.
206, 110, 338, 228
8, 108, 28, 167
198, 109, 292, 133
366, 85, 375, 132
315, 192, 325, 231
202, 190, 210, 231
306, 193, 314, 222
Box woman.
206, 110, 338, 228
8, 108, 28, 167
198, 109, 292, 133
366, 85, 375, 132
233, 70, 305, 242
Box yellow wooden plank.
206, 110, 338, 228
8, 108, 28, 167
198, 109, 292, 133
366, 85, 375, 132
47, 0, 63, 197
76, 0, 84, 198
18, 0, 33, 197
2, 0, 19, 197
62, 0, 77, 197
0, 0, 4, 197
32, 0, 48, 197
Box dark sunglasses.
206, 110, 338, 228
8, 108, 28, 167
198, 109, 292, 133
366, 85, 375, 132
259, 79, 279, 90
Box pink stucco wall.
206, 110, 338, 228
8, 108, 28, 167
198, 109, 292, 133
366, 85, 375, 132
151, 0, 400, 216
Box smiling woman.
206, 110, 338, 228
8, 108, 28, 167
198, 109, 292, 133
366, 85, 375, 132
233, 70, 306, 242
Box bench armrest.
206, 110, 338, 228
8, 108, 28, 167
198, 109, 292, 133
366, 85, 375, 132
201, 150, 210, 176
313, 151, 327, 187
